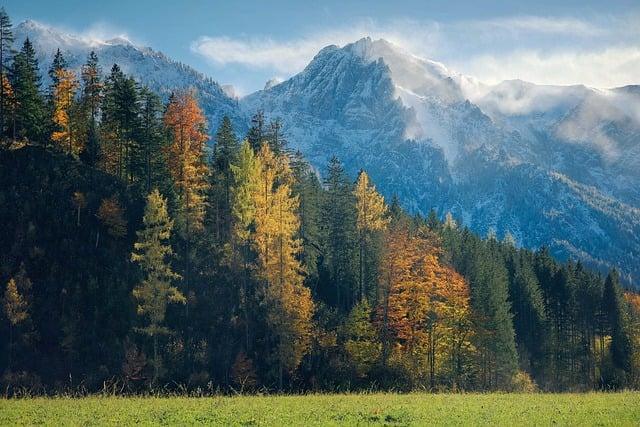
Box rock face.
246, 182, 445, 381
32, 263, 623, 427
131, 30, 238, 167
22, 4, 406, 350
16, 24, 640, 286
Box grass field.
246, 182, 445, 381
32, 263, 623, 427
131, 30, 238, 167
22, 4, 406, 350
1, 392, 639, 426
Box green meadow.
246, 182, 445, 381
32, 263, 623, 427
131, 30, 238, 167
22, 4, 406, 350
1, 392, 639, 426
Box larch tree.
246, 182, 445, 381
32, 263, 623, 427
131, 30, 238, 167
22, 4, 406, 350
3, 268, 31, 371
252, 142, 314, 389
230, 140, 261, 351
131, 189, 185, 383
0, 7, 13, 138
51, 67, 81, 156
354, 170, 389, 302
163, 90, 209, 293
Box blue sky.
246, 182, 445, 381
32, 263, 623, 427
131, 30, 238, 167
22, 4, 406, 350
5, 0, 640, 94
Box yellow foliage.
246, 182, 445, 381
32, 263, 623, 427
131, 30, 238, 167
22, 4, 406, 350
252, 143, 314, 377
51, 68, 82, 156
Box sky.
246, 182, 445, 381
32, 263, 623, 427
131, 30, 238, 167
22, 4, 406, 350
5, 0, 640, 95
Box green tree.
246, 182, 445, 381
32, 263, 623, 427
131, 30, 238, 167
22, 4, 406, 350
11, 38, 46, 143
131, 189, 185, 383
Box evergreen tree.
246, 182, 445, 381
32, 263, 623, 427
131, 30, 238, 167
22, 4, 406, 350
131, 189, 185, 383
210, 115, 239, 242
247, 110, 266, 152
79, 51, 102, 167
11, 38, 46, 143
321, 156, 357, 310
602, 269, 634, 385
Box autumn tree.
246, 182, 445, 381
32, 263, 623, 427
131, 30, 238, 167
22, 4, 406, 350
131, 189, 185, 383
354, 170, 389, 302
230, 140, 261, 351
51, 68, 81, 156
253, 142, 314, 388
96, 195, 127, 243
163, 90, 209, 297
3, 268, 31, 371
0, 7, 13, 138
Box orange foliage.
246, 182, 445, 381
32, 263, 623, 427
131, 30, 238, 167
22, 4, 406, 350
163, 90, 209, 235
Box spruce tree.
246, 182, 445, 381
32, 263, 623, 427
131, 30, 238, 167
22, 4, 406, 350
210, 115, 239, 242
11, 38, 46, 143
322, 156, 358, 310
602, 269, 634, 384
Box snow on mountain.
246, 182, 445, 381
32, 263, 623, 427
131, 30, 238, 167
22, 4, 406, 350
243, 37, 640, 285
14, 22, 640, 285
14, 20, 244, 134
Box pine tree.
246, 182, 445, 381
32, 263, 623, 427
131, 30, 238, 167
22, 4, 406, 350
322, 156, 358, 310
0, 7, 13, 137
602, 269, 634, 385
131, 189, 185, 383
354, 170, 389, 302
138, 87, 167, 194
11, 38, 46, 143
101, 64, 140, 181
210, 115, 239, 242
247, 110, 266, 152
79, 51, 102, 167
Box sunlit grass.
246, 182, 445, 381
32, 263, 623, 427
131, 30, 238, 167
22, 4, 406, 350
1, 392, 639, 426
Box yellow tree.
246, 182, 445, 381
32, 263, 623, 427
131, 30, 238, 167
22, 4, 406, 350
3, 269, 31, 371
253, 142, 314, 389
354, 171, 389, 301
230, 140, 262, 351
378, 224, 473, 388
52, 68, 81, 156
0, 72, 14, 141
163, 90, 209, 290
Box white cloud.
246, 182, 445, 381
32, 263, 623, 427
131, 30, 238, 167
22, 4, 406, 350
458, 47, 640, 88
190, 14, 640, 90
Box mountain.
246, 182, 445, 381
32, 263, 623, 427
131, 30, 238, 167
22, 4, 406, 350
14, 24, 640, 286
243, 37, 640, 285
13, 20, 245, 132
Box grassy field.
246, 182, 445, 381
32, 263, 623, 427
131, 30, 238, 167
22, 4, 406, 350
1, 392, 639, 426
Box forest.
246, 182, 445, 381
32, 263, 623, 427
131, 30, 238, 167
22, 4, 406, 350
0, 8, 639, 395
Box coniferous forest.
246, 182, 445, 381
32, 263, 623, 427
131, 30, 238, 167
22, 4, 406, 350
0, 8, 639, 395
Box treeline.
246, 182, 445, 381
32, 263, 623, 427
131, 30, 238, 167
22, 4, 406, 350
0, 8, 639, 394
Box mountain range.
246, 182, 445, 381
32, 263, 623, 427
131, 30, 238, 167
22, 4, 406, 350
14, 20, 640, 286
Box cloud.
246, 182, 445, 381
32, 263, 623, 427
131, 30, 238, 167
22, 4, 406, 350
458, 47, 640, 88
191, 14, 640, 90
